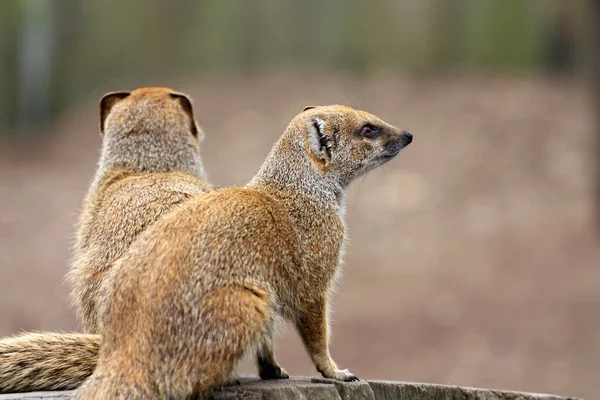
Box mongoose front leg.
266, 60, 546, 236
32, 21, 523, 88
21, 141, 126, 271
256, 337, 289, 380
296, 299, 358, 382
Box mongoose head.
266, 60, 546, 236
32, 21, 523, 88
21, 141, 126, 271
97, 87, 207, 176
297, 105, 412, 187
99, 87, 203, 143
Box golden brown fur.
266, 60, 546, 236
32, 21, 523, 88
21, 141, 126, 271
71, 170, 210, 332
0, 333, 100, 392
0, 88, 212, 393
76, 105, 412, 399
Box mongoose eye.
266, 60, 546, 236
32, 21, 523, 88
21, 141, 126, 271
360, 126, 379, 138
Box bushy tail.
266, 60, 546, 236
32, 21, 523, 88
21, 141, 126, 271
0, 332, 100, 393
75, 284, 272, 399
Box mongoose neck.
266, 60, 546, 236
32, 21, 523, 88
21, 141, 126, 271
99, 133, 207, 179
248, 135, 345, 210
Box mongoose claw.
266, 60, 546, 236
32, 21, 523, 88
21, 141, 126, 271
274, 367, 290, 380
259, 365, 290, 380
323, 368, 359, 382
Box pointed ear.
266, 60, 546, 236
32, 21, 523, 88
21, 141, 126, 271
170, 92, 199, 137
99, 91, 130, 135
303, 106, 317, 112
307, 116, 332, 161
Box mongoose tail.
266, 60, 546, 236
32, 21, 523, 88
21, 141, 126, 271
75, 284, 272, 399
0, 332, 100, 392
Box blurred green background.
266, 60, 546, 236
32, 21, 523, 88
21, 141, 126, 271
0, 0, 590, 131
0, 1, 598, 400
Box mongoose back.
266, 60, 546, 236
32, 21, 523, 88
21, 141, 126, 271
76, 105, 413, 399
0, 87, 213, 393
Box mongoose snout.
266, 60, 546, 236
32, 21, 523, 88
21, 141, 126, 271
383, 130, 413, 157
402, 131, 413, 144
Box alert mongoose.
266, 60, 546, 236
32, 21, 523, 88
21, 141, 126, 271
0, 87, 213, 393
76, 105, 413, 399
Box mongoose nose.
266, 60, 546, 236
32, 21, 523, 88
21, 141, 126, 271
403, 131, 413, 144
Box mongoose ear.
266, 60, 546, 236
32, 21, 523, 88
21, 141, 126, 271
99, 91, 130, 135
170, 92, 199, 138
308, 117, 332, 161
303, 106, 317, 112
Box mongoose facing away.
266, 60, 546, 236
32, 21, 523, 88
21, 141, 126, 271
76, 105, 413, 399
0, 87, 213, 393
70, 87, 212, 333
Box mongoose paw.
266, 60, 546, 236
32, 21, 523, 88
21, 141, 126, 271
259, 364, 289, 380
322, 368, 359, 382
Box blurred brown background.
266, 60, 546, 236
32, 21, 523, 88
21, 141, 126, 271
0, 1, 598, 399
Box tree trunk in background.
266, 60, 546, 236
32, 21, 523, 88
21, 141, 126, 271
51, 0, 81, 118
591, 0, 600, 231
16, 0, 56, 131
429, 0, 458, 70
0, 2, 20, 133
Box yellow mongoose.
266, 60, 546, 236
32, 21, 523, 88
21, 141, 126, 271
76, 105, 413, 399
70, 87, 212, 333
0, 87, 213, 392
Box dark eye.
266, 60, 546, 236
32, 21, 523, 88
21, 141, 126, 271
360, 126, 379, 138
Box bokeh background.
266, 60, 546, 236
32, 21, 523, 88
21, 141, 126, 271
0, 1, 599, 399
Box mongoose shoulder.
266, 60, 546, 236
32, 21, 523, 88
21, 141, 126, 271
77, 105, 413, 399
